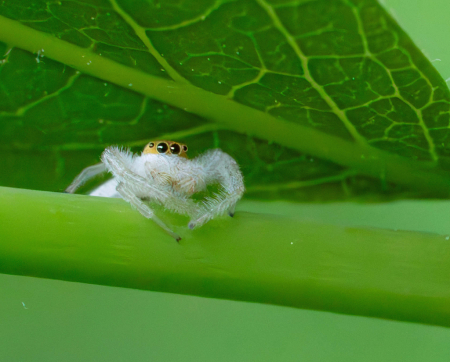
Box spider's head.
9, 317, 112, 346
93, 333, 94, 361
143, 140, 188, 158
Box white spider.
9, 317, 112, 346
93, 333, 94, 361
65, 140, 245, 241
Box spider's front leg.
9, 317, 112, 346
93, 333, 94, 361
102, 147, 181, 241
102, 147, 168, 202
143, 160, 202, 217
189, 150, 245, 229
116, 182, 181, 242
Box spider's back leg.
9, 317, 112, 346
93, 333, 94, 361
65, 163, 107, 194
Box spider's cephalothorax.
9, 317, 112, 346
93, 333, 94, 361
65, 140, 245, 242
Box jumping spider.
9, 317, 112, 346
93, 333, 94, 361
65, 140, 245, 241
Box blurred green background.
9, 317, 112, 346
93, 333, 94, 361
3, 0, 450, 360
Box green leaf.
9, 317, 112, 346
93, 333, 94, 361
1, 0, 450, 200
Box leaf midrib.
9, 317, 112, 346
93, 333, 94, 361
1, 14, 450, 195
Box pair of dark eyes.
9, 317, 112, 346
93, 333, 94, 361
149, 142, 187, 154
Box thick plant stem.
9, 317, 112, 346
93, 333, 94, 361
0, 186, 450, 327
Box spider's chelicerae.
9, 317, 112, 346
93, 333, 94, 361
65, 140, 245, 241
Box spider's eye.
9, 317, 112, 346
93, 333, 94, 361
170, 143, 181, 154
148, 142, 154, 148
157, 142, 168, 153
183, 145, 188, 152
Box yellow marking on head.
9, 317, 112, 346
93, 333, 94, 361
143, 140, 188, 158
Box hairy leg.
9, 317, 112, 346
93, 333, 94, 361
102, 147, 168, 203
117, 182, 181, 242
65, 163, 107, 194
143, 161, 202, 217
188, 150, 244, 229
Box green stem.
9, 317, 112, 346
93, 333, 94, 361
1, 15, 450, 195
1, 186, 450, 327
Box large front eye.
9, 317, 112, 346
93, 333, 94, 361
157, 142, 168, 153
170, 143, 181, 154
